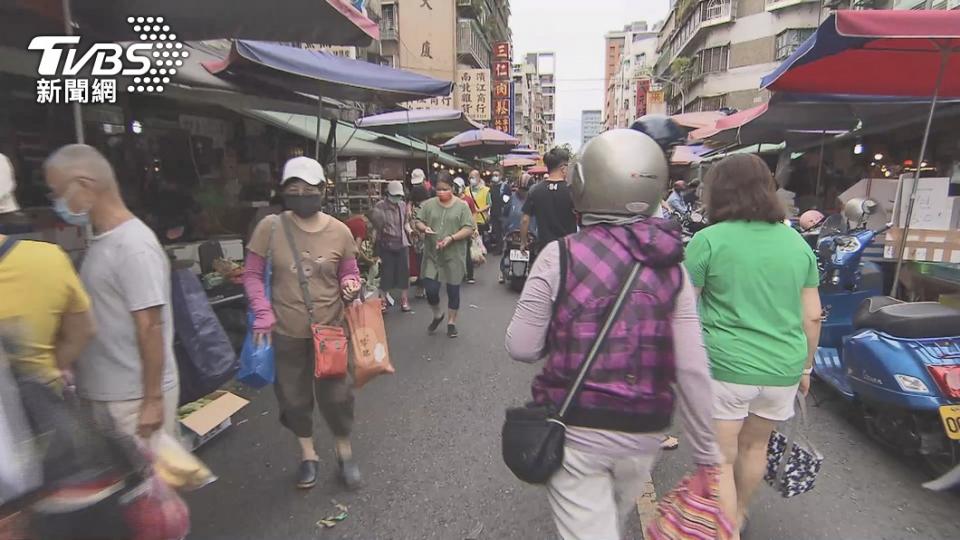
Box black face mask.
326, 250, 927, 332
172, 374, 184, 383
283, 194, 323, 218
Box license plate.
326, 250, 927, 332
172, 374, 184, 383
938, 405, 960, 440
509, 249, 529, 262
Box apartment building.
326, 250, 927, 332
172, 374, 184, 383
654, 0, 827, 113
606, 21, 660, 130
512, 53, 556, 153
602, 30, 627, 130
581, 110, 602, 146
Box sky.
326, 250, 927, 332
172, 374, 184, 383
509, 0, 671, 150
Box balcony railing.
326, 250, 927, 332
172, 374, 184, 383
457, 18, 491, 68
380, 24, 398, 41
703, 0, 732, 24
765, 0, 818, 11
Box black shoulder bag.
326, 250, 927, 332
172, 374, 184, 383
501, 243, 642, 485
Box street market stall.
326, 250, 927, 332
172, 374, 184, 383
760, 9, 960, 296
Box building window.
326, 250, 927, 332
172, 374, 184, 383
635, 53, 647, 66
775, 28, 815, 60
697, 45, 729, 75
703, 0, 731, 22
698, 95, 725, 111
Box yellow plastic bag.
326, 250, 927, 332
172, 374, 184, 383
153, 432, 217, 491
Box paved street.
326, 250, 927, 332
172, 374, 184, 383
185, 262, 959, 540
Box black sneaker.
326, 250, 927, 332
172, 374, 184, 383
447, 324, 458, 338
296, 460, 319, 489
428, 315, 444, 334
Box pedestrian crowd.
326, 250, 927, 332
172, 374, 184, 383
0, 115, 821, 540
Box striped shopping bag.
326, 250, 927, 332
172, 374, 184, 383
646, 466, 734, 540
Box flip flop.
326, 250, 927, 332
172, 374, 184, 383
660, 436, 679, 450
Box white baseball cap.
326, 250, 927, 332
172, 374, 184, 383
0, 154, 19, 214
386, 180, 404, 196
411, 168, 425, 185
282, 156, 326, 186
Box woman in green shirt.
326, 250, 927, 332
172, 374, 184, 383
414, 174, 475, 338
684, 154, 822, 535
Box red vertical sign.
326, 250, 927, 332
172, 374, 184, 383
492, 41, 513, 135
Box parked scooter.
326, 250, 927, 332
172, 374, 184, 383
501, 229, 536, 292
813, 199, 960, 475
669, 206, 708, 245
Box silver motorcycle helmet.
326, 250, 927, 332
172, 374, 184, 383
569, 129, 669, 217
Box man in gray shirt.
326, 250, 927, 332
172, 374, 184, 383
44, 145, 178, 442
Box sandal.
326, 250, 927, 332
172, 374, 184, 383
660, 435, 679, 450
401, 302, 412, 313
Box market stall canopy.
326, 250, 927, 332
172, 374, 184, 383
501, 157, 537, 168
510, 145, 540, 156
3, 0, 378, 46
671, 145, 706, 165
355, 109, 482, 141
502, 152, 542, 162
526, 165, 548, 175
441, 128, 518, 158
239, 108, 469, 168
761, 10, 960, 98
688, 98, 938, 147
204, 40, 454, 105
670, 111, 728, 130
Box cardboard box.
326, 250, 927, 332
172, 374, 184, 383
179, 391, 249, 450
883, 228, 960, 263
895, 176, 957, 231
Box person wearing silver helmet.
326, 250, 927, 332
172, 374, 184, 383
505, 129, 721, 539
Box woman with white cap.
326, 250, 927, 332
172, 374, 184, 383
370, 180, 412, 312
243, 156, 363, 490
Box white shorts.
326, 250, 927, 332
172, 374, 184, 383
711, 380, 799, 422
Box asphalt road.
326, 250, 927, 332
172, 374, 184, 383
184, 261, 959, 540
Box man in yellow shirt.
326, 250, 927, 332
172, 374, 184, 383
0, 158, 94, 389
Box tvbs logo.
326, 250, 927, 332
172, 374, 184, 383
28, 16, 186, 105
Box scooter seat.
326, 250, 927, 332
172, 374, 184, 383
853, 296, 960, 339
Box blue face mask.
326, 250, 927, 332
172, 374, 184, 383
53, 195, 90, 226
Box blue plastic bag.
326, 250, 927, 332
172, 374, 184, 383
238, 260, 275, 388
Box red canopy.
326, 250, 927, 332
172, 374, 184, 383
688, 104, 767, 141
762, 10, 960, 98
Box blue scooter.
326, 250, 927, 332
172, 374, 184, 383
813, 199, 960, 475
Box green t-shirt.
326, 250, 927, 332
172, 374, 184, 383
684, 221, 819, 387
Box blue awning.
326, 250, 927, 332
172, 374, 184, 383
204, 40, 454, 105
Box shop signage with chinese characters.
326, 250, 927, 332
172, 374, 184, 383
402, 94, 455, 110
455, 69, 491, 121
636, 78, 650, 118
492, 41, 513, 135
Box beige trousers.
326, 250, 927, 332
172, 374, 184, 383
84, 382, 180, 447
546, 445, 658, 540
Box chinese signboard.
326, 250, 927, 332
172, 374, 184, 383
636, 78, 650, 118
397, 0, 455, 80
492, 41, 513, 135
455, 69, 491, 121
403, 94, 454, 110
646, 83, 666, 116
